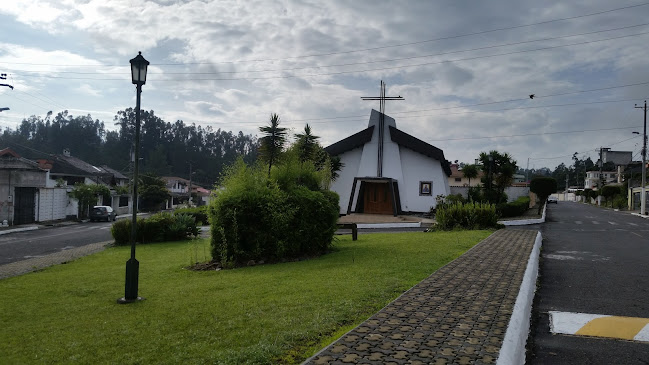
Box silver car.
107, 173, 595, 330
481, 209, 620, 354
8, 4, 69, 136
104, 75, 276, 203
90, 205, 117, 222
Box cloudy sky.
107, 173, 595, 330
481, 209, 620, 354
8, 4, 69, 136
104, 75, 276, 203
1, 0, 648, 170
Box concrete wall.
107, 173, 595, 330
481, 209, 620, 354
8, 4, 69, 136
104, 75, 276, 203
399, 147, 449, 212
450, 186, 530, 202
330, 147, 363, 214
0, 170, 48, 225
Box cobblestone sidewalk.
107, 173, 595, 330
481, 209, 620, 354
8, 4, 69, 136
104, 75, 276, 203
0, 241, 111, 279
305, 229, 539, 365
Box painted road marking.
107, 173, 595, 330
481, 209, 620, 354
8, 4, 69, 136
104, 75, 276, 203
628, 222, 638, 226
608, 221, 618, 225
592, 221, 599, 225
575, 221, 583, 225
550, 311, 649, 342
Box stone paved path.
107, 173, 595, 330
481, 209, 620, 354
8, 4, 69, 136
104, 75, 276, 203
305, 229, 538, 365
0, 241, 110, 279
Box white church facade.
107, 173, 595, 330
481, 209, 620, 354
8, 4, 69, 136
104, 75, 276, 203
325, 109, 451, 215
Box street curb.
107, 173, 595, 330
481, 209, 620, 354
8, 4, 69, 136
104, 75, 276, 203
631, 213, 649, 219
0, 226, 39, 235
356, 222, 422, 229
499, 203, 546, 226
496, 231, 542, 365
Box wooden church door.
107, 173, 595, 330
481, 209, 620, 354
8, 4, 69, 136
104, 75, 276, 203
363, 182, 392, 214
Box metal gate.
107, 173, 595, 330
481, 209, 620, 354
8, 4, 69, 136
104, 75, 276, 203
14, 187, 36, 225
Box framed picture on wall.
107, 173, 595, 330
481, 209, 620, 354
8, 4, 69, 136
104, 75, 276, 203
420, 181, 432, 196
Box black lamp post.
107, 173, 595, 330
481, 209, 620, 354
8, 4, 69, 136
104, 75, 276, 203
118, 51, 149, 304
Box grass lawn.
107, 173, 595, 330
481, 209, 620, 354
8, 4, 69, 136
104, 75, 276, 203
0, 230, 491, 364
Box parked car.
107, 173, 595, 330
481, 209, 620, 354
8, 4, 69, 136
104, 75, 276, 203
547, 196, 558, 204
90, 206, 117, 222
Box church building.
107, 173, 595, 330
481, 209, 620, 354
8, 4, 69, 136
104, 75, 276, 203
325, 109, 451, 215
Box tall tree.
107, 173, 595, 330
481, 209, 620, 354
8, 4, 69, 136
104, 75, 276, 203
295, 124, 320, 163
462, 164, 479, 187
258, 113, 287, 177
478, 150, 517, 204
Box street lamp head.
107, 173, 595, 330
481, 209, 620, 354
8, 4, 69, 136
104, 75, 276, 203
130, 51, 149, 85
633, 131, 640, 134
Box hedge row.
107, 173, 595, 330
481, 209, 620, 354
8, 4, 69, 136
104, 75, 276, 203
111, 212, 199, 245
497, 196, 531, 218
173, 206, 209, 225
434, 202, 500, 230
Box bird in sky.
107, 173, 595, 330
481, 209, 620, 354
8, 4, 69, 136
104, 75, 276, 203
529, 94, 535, 99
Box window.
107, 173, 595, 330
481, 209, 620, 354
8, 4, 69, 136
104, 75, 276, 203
454, 177, 462, 182
419, 181, 432, 196
119, 196, 129, 207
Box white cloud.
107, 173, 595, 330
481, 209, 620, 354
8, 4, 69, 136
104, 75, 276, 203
0, 0, 647, 169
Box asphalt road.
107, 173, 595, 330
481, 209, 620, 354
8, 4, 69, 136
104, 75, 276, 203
0, 221, 115, 265
527, 202, 649, 364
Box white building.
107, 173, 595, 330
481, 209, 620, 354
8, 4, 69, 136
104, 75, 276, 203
584, 170, 618, 190
325, 109, 451, 215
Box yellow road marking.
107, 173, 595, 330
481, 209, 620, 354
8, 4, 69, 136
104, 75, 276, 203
576, 316, 649, 340
550, 311, 649, 343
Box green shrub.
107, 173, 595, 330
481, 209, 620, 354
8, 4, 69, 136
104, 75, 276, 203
111, 219, 131, 245
110, 213, 199, 245
497, 196, 530, 218
435, 202, 499, 230
209, 158, 339, 266
613, 195, 627, 209
174, 206, 209, 225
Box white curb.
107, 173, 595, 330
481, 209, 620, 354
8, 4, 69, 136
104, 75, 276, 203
499, 203, 547, 226
496, 231, 542, 365
355, 222, 422, 229
0, 226, 39, 235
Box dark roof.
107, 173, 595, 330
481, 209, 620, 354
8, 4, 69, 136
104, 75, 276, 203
324, 126, 374, 156
100, 165, 127, 180
389, 126, 452, 176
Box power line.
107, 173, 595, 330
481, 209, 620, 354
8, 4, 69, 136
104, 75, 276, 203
9, 22, 649, 76
7, 30, 649, 82
4, 2, 647, 67
429, 126, 642, 142
530, 135, 641, 160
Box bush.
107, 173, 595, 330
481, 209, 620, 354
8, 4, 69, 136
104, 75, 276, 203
497, 196, 530, 218
111, 213, 199, 246
111, 219, 131, 245
613, 195, 627, 210
435, 202, 499, 230
174, 206, 209, 225
209, 158, 339, 266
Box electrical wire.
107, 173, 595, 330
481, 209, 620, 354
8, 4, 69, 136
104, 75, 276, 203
2, 2, 646, 67
7, 30, 649, 82
8, 22, 649, 76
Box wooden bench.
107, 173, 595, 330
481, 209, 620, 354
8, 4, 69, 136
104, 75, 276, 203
336, 223, 358, 241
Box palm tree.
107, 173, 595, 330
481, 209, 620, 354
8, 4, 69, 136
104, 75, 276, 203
462, 164, 479, 187
258, 113, 287, 177
295, 124, 320, 163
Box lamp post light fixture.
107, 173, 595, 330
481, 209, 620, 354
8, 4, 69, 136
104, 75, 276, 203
118, 52, 149, 304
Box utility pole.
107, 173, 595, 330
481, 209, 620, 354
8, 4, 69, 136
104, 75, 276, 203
598, 147, 603, 206
1, 73, 12, 112
526, 157, 530, 185
635, 101, 647, 214
188, 162, 193, 206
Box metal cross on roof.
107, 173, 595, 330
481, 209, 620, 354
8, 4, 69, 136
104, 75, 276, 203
361, 80, 404, 177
